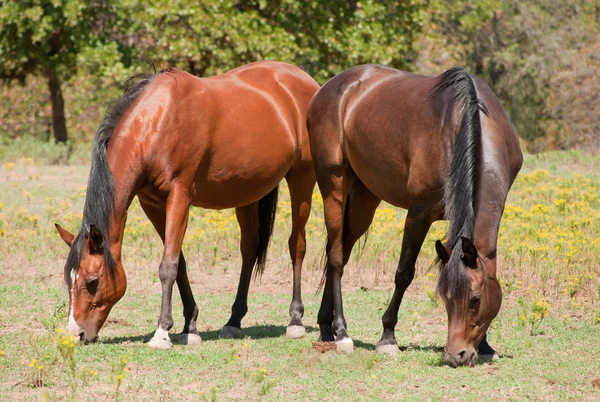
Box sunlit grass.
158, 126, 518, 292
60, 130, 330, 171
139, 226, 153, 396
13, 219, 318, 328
0, 150, 599, 400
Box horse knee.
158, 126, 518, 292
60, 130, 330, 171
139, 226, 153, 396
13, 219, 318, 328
394, 265, 415, 289
159, 260, 179, 284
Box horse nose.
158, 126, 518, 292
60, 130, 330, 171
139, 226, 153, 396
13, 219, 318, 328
443, 347, 477, 367
457, 348, 477, 366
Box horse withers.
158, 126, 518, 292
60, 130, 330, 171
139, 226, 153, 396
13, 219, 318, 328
55, 61, 319, 349
307, 65, 522, 366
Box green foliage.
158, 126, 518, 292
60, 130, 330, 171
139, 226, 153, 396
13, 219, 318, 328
125, 0, 425, 83
0, 0, 121, 81
419, 0, 600, 151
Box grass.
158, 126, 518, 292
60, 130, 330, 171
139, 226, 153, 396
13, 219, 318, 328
0, 147, 599, 400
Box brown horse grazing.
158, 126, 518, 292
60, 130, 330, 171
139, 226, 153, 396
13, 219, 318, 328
307, 65, 522, 366
54, 61, 319, 349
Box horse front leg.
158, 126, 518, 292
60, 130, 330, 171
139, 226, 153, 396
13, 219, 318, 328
147, 188, 191, 350
139, 200, 201, 346
376, 207, 432, 354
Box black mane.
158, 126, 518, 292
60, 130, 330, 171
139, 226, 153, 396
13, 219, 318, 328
64, 70, 166, 286
430, 67, 489, 311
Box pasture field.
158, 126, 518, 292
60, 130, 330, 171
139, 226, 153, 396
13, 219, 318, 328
0, 150, 599, 401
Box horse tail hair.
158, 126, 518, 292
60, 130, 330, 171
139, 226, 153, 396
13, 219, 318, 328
254, 185, 279, 278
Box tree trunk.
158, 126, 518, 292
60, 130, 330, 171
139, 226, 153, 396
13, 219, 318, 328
46, 69, 68, 143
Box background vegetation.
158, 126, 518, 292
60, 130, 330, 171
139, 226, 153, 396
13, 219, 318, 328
1, 2, 600, 400
1, 0, 598, 152
1, 152, 600, 400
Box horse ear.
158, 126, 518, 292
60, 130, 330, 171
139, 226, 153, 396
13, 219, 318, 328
89, 225, 104, 254
55, 224, 74, 247
460, 237, 478, 268
435, 240, 450, 264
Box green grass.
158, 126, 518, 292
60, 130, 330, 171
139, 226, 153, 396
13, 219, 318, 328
0, 149, 600, 400
1, 286, 599, 400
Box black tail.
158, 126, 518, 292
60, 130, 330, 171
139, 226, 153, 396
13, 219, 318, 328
254, 185, 279, 277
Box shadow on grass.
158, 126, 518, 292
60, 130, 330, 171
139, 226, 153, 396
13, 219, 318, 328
400, 345, 445, 353
198, 324, 319, 341
101, 324, 319, 345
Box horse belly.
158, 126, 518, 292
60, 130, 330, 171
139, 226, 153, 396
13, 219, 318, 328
190, 138, 295, 210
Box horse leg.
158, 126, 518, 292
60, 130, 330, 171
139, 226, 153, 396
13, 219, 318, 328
316, 167, 355, 352
325, 180, 380, 351
140, 201, 201, 346
478, 334, 499, 361
284, 168, 315, 339
220, 203, 259, 339
341, 180, 381, 265
147, 188, 191, 350
376, 207, 432, 354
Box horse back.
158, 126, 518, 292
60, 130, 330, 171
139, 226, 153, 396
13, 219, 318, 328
109, 62, 319, 210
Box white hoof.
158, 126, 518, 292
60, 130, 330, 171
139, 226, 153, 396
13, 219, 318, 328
376, 344, 399, 355
147, 335, 173, 350
178, 332, 202, 345
219, 325, 244, 339
286, 325, 306, 339
335, 337, 355, 353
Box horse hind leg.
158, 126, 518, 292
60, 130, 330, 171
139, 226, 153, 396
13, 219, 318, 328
342, 180, 381, 265
284, 165, 316, 339
316, 166, 359, 352
327, 180, 380, 351
220, 202, 260, 339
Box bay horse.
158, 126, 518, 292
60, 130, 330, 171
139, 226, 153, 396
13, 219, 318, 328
307, 65, 522, 366
54, 61, 319, 349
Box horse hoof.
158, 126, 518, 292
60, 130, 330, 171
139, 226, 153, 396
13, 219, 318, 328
178, 332, 202, 345
286, 325, 306, 339
335, 337, 355, 353
220, 325, 243, 339
376, 343, 399, 355
479, 352, 499, 362
147, 335, 173, 350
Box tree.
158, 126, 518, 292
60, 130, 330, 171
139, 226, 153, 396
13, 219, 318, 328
416, 0, 600, 150
125, 0, 426, 83
0, 0, 121, 142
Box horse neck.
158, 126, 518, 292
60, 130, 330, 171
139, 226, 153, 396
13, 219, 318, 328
473, 147, 509, 279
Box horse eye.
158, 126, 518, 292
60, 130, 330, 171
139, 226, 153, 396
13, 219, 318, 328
470, 295, 481, 306
85, 276, 99, 293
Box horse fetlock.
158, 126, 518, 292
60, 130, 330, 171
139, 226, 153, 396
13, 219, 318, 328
318, 324, 334, 342
289, 300, 304, 317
